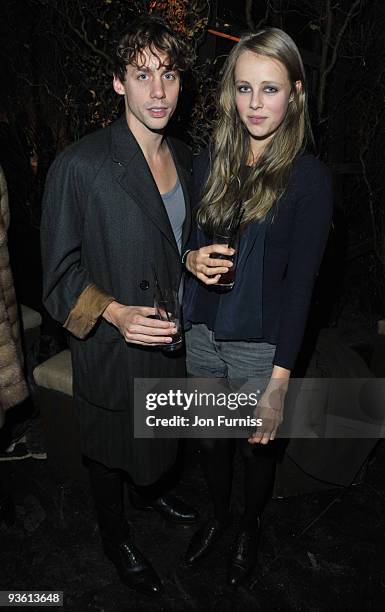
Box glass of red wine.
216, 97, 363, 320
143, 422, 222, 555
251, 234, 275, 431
210, 230, 240, 290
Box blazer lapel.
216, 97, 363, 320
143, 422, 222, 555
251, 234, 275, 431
110, 116, 179, 254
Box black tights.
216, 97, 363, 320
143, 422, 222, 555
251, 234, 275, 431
199, 438, 277, 531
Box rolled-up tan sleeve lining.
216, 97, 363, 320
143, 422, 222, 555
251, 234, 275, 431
64, 283, 115, 339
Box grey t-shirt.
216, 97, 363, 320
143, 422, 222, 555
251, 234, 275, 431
161, 178, 185, 301
161, 178, 185, 254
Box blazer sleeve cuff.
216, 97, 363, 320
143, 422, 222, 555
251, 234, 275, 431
63, 283, 115, 339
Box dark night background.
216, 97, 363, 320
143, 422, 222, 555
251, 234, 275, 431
1, 0, 385, 333
0, 1, 385, 610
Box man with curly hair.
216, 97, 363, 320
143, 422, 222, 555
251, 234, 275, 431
41, 15, 196, 596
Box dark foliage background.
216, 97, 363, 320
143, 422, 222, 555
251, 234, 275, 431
0, 0, 384, 329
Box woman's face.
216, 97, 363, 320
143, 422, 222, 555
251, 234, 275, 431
234, 51, 297, 155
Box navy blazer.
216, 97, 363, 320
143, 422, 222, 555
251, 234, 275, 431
183, 149, 333, 370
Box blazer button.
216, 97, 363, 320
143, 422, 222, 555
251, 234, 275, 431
139, 280, 150, 290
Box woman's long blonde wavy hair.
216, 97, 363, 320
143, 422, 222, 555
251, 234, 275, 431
196, 28, 313, 233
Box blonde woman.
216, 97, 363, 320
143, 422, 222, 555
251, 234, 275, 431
182, 28, 333, 586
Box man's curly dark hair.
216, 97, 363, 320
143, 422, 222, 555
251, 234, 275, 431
114, 15, 195, 82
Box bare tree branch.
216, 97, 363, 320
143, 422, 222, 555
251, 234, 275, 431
35, 0, 114, 66
317, 0, 361, 121
324, 0, 362, 80
255, 0, 272, 31
317, 0, 333, 121
245, 0, 254, 30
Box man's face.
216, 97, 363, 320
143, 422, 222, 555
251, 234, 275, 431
113, 47, 180, 135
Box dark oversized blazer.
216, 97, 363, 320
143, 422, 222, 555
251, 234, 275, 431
183, 149, 333, 370
41, 116, 192, 485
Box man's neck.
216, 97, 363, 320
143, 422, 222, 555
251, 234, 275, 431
126, 113, 166, 162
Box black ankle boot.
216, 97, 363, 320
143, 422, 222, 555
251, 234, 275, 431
96, 505, 163, 596
88, 459, 163, 595
227, 521, 261, 587
184, 517, 229, 565
130, 489, 199, 525
103, 537, 163, 596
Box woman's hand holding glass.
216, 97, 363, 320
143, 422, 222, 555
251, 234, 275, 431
248, 377, 289, 445
185, 245, 235, 285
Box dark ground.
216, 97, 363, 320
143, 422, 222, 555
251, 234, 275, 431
1, 225, 385, 610
1, 427, 385, 612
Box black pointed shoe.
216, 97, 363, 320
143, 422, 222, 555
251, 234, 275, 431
129, 490, 199, 525
184, 517, 229, 565
227, 526, 260, 587
103, 538, 163, 596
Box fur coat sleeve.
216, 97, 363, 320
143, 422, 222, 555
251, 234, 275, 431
0, 166, 28, 423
